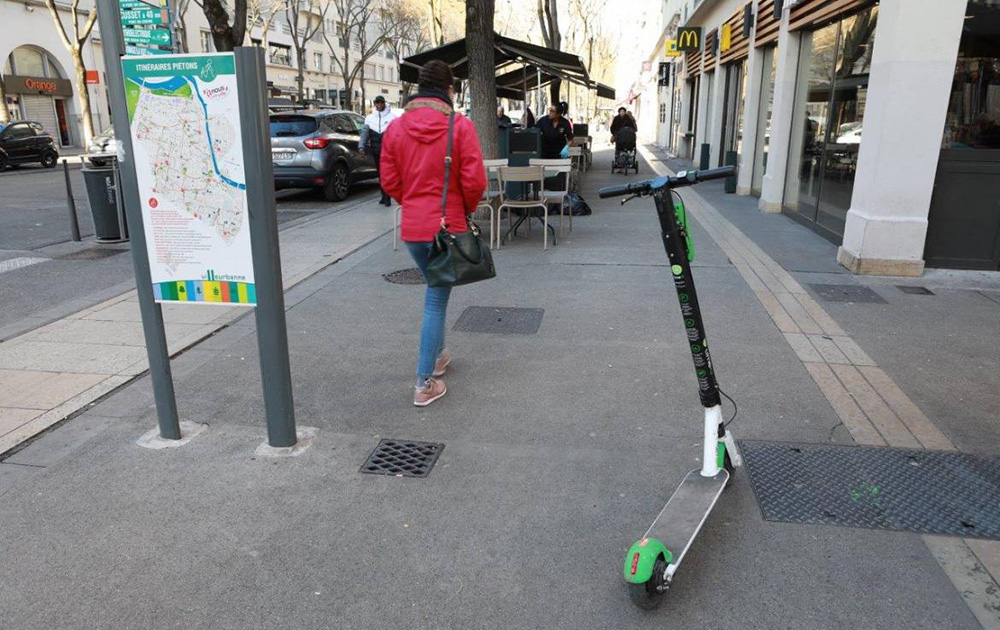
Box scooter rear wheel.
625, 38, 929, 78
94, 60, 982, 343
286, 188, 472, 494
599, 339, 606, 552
627, 557, 669, 610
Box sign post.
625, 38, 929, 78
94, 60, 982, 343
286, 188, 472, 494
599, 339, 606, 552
94, 0, 181, 441
233, 47, 298, 449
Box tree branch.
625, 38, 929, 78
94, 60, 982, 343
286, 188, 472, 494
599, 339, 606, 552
43, 0, 74, 51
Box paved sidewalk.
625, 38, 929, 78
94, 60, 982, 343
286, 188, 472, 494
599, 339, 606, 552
0, 194, 394, 455
0, 146, 993, 629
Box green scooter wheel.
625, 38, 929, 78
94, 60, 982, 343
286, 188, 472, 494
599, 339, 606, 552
627, 556, 669, 610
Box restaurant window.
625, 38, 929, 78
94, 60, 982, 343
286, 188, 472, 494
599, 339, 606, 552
783, 5, 878, 241
941, 11, 1000, 149
751, 46, 776, 196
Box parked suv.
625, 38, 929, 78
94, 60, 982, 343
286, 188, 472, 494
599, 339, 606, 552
269, 110, 377, 201
0, 121, 59, 171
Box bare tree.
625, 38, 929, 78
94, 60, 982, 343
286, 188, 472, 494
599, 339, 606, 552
199, 0, 248, 51
247, 0, 288, 49
379, 0, 429, 96
428, 0, 443, 46
287, 0, 328, 101
465, 0, 497, 158
170, 0, 193, 53
325, 0, 384, 111
43, 0, 98, 144
536, 0, 561, 105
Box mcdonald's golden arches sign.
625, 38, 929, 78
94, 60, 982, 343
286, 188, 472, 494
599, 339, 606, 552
677, 27, 702, 52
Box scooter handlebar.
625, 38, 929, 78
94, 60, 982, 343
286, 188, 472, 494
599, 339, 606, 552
597, 165, 737, 199
598, 181, 643, 199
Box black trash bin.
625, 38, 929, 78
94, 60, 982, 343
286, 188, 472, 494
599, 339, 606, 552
82, 161, 129, 243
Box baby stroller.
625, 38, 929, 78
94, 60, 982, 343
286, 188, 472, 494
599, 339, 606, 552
612, 126, 638, 174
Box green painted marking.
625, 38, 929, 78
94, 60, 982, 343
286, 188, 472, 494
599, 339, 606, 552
691, 344, 701, 353
678, 293, 689, 303
125, 79, 141, 119
671, 264, 683, 275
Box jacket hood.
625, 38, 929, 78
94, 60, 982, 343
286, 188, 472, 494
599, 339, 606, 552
398, 98, 453, 144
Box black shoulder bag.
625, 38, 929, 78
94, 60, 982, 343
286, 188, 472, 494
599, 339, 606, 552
424, 112, 496, 288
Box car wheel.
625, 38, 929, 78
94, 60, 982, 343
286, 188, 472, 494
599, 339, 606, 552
323, 163, 350, 202
41, 151, 58, 168
0, 154, 7, 172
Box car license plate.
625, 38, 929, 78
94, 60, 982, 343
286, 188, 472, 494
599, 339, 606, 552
271, 148, 295, 162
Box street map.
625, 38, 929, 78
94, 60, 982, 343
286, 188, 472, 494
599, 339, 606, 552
122, 53, 256, 306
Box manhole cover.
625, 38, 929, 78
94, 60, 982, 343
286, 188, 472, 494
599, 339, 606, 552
56, 247, 128, 261
383, 268, 425, 285
808, 283, 886, 304
360, 439, 444, 478
453, 306, 544, 334
740, 440, 1000, 539
896, 285, 934, 295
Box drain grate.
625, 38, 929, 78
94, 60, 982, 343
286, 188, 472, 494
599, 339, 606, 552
360, 439, 444, 478
383, 268, 425, 285
740, 440, 1000, 539
896, 285, 934, 296
809, 283, 887, 304
56, 247, 128, 261
453, 306, 544, 334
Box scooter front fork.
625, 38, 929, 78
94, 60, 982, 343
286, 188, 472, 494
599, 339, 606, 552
701, 405, 724, 477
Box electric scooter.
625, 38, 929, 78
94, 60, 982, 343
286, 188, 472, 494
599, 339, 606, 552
598, 165, 740, 610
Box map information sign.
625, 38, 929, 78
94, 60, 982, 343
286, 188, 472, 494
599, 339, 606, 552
122, 53, 255, 306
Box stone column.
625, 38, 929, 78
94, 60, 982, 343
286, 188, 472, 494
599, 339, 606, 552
758, 5, 799, 213
837, 0, 966, 276
737, 3, 763, 195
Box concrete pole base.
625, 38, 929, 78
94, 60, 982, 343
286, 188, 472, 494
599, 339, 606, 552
136, 420, 208, 450
254, 426, 319, 458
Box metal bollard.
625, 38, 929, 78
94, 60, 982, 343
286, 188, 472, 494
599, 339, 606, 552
63, 160, 81, 242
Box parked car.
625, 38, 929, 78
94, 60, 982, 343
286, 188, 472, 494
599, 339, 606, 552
269, 110, 377, 202
0, 121, 58, 171
87, 126, 116, 166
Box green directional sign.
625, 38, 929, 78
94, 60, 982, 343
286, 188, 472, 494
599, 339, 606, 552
121, 7, 169, 25
123, 27, 173, 46
125, 43, 171, 56
119, 0, 167, 9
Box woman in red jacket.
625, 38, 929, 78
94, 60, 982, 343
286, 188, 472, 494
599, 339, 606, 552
380, 60, 487, 406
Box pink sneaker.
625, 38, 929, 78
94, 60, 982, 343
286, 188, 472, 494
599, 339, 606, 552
414, 378, 447, 407
433, 349, 452, 377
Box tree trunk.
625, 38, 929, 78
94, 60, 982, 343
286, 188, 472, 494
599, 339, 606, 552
71, 47, 95, 145
465, 0, 498, 159
549, 78, 561, 111
296, 47, 306, 102
201, 0, 245, 51
429, 0, 443, 46
360, 66, 366, 112
0, 76, 9, 125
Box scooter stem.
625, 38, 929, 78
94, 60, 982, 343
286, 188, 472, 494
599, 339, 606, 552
701, 405, 723, 477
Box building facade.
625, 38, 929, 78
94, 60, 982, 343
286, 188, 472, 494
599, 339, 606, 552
1, 0, 408, 149
631, 0, 1000, 274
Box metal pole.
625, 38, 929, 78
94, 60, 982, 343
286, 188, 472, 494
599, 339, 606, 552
234, 47, 298, 448
62, 160, 81, 242
536, 67, 542, 116
95, 0, 181, 440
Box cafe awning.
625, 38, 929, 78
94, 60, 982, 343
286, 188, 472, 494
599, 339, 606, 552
401, 34, 615, 101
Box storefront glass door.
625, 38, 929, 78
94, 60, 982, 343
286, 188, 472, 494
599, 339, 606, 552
783, 6, 878, 241
720, 60, 747, 166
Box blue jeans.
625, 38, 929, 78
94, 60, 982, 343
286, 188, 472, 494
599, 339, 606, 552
406, 241, 451, 387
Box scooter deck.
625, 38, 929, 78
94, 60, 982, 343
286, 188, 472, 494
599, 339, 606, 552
643, 468, 729, 570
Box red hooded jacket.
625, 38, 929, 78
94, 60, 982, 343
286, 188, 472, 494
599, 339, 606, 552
380, 97, 487, 242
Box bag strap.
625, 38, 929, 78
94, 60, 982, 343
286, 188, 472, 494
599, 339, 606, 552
440, 111, 456, 226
